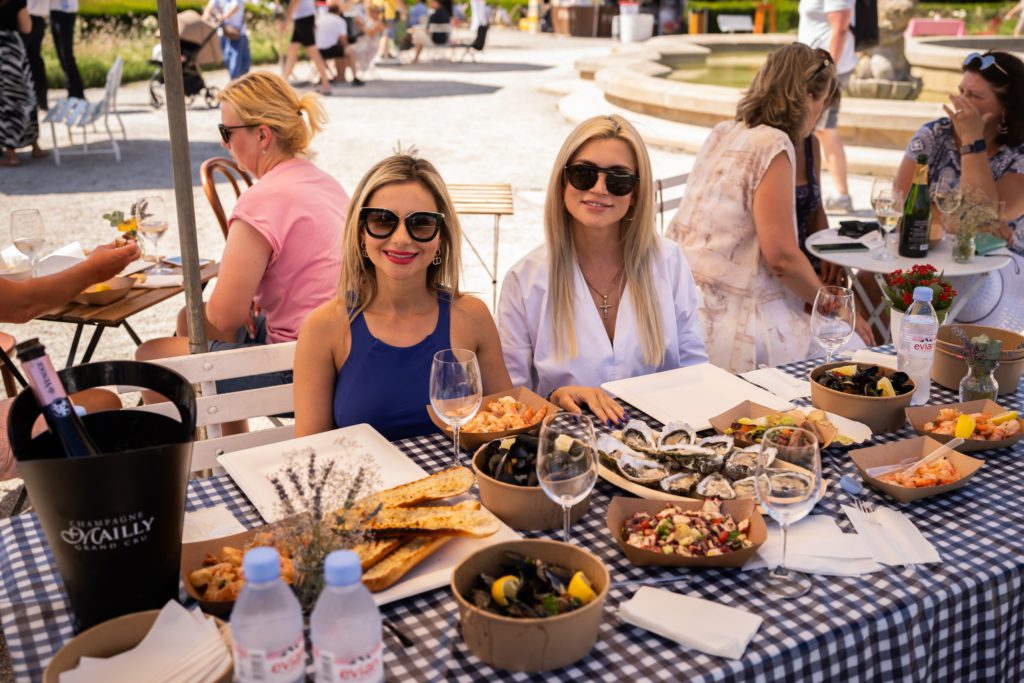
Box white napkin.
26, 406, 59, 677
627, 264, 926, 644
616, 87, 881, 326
59, 600, 230, 683
182, 505, 246, 543
618, 587, 762, 660
35, 242, 86, 277
134, 273, 184, 288
851, 349, 898, 369
818, 230, 885, 249
742, 515, 882, 576
117, 260, 153, 277
739, 367, 811, 401
842, 505, 942, 566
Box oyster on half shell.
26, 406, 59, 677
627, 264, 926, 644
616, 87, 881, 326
620, 420, 658, 452
659, 470, 701, 495
617, 453, 670, 485
695, 473, 736, 499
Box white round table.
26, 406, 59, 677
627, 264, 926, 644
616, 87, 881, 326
806, 229, 1014, 341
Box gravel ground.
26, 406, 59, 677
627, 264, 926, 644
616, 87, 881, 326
0, 30, 708, 681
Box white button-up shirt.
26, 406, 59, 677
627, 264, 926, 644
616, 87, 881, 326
498, 236, 708, 398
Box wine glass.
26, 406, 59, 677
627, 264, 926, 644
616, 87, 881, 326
811, 285, 856, 363
933, 183, 961, 244
870, 179, 901, 261
536, 413, 598, 543
754, 426, 822, 599
135, 196, 172, 274
11, 209, 45, 277
429, 349, 482, 467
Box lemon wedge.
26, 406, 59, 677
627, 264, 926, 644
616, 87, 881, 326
491, 575, 521, 607
991, 410, 1018, 425
876, 377, 896, 398
833, 364, 859, 377
567, 571, 596, 605
954, 414, 976, 439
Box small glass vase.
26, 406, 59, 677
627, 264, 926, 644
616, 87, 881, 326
292, 560, 325, 616
952, 233, 976, 264
959, 361, 999, 402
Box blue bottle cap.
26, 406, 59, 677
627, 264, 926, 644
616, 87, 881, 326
912, 286, 933, 302
324, 550, 362, 587
243, 547, 281, 583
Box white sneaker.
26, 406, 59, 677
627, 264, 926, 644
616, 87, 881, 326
825, 194, 854, 213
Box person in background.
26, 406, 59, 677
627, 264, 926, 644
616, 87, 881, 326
1005, 0, 1024, 38
315, 5, 364, 86
666, 44, 873, 374
281, 0, 334, 96
48, 0, 82, 100
136, 72, 348, 432
372, 0, 404, 59
499, 115, 707, 426
22, 0, 45, 110
352, 4, 385, 73
798, 0, 855, 213
1, 0, 46, 166
795, 132, 847, 287
294, 153, 511, 440
411, 0, 449, 63
469, 0, 487, 30
0, 240, 139, 480
407, 0, 428, 27
203, 0, 250, 81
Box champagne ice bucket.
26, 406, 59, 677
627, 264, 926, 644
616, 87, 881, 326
8, 361, 196, 631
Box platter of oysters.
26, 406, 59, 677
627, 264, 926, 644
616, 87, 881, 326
597, 420, 823, 505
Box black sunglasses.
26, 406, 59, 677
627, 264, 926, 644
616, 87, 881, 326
564, 163, 639, 197
218, 123, 258, 144
359, 207, 445, 242
963, 52, 1009, 79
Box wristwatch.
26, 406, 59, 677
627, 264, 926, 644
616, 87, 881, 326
960, 138, 986, 155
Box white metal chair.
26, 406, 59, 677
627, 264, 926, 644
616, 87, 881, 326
44, 57, 127, 165
654, 172, 689, 234
140, 342, 297, 474
426, 23, 452, 61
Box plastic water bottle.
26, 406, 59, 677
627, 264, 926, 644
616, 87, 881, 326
898, 286, 939, 406
232, 547, 306, 683
311, 550, 384, 683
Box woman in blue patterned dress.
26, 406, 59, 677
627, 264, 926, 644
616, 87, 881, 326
895, 51, 1024, 328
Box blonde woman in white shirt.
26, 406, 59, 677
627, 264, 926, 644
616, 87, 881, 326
499, 115, 708, 426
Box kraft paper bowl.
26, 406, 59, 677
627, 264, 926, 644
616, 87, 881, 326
809, 362, 915, 433
451, 539, 609, 673
72, 276, 133, 306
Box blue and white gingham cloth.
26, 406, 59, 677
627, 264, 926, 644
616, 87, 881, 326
2, 354, 1023, 682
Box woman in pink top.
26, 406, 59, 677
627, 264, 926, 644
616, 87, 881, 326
137, 72, 347, 420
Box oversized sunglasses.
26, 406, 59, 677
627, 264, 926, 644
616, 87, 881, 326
963, 52, 1009, 79
564, 163, 639, 196
359, 207, 445, 242
218, 123, 258, 143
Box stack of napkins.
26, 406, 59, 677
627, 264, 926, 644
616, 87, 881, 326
742, 515, 881, 576
851, 349, 898, 369
739, 367, 811, 401
842, 505, 941, 566
182, 504, 246, 543
619, 587, 763, 659
60, 601, 230, 683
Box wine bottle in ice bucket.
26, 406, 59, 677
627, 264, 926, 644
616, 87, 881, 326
15, 338, 100, 458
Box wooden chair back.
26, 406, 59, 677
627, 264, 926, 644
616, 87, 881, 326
200, 157, 254, 240
654, 172, 689, 235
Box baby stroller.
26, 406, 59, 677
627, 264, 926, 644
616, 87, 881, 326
149, 10, 223, 109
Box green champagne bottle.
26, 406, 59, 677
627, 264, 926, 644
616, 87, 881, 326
898, 154, 931, 258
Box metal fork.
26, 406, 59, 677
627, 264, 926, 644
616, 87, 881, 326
855, 498, 874, 516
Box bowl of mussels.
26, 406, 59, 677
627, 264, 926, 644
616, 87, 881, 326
473, 435, 590, 531
809, 362, 915, 433
451, 539, 609, 672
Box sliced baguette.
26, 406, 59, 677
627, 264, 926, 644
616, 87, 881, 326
359, 467, 475, 510
352, 539, 403, 570
362, 536, 454, 592
367, 504, 500, 538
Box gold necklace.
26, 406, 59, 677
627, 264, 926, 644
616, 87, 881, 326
581, 265, 624, 320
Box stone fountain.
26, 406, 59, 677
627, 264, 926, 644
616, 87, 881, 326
847, 0, 924, 99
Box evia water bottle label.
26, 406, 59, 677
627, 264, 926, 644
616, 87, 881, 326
234, 635, 305, 683
314, 640, 384, 682
908, 334, 935, 357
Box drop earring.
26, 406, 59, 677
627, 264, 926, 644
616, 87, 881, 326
360, 242, 368, 258
432, 250, 442, 266
999, 115, 1008, 136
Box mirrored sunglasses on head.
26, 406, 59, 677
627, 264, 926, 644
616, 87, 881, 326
963, 52, 1009, 78
564, 164, 639, 196
359, 207, 444, 242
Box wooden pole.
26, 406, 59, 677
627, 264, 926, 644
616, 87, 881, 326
155, 0, 208, 355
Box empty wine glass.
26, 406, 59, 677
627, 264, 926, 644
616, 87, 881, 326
135, 196, 172, 274
536, 413, 598, 543
870, 179, 901, 261
754, 426, 822, 598
811, 285, 856, 363
11, 209, 45, 277
429, 349, 482, 467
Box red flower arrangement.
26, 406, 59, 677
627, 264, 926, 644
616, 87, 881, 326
881, 264, 957, 317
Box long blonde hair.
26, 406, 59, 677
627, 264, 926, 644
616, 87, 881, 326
735, 43, 838, 145
217, 71, 327, 157
339, 154, 462, 318
544, 115, 664, 365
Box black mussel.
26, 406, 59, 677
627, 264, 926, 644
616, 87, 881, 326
472, 588, 492, 609
889, 371, 912, 394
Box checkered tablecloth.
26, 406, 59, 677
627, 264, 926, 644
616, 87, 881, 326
3, 355, 1023, 682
